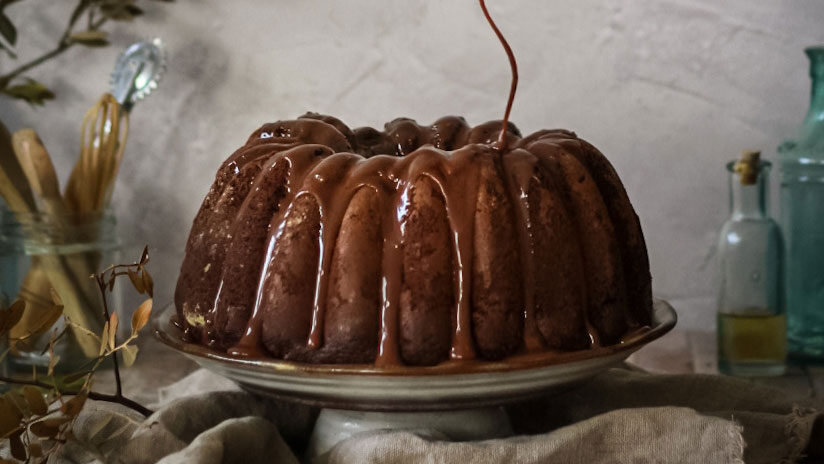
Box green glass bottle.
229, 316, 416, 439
779, 46, 824, 360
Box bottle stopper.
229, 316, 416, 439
734, 150, 761, 185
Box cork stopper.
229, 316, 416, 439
734, 150, 761, 185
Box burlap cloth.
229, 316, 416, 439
52, 367, 822, 464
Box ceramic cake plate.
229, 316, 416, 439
152, 299, 677, 411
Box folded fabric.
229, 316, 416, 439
49, 367, 821, 463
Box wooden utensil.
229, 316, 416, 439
8, 129, 103, 357
12, 129, 67, 218
0, 120, 36, 214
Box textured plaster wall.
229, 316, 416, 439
2, 0, 824, 331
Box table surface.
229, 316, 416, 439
97, 298, 824, 407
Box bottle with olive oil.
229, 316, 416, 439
717, 151, 786, 377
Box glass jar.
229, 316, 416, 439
0, 205, 123, 375
716, 153, 786, 377
778, 46, 824, 360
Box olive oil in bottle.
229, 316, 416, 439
717, 312, 787, 374
716, 151, 786, 377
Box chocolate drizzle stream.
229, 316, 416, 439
480, 0, 519, 151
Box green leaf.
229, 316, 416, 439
0, 10, 15, 46
69, 30, 109, 47
62, 370, 90, 384
2, 78, 55, 106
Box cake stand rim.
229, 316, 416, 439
152, 299, 676, 377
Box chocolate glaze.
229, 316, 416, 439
174, 114, 653, 367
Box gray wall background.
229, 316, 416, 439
2, 0, 823, 331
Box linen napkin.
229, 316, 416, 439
48, 367, 822, 464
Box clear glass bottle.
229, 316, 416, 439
0, 205, 123, 375
778, 46, 824, 360
717, 151, 786, 377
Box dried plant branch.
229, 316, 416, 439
93, 272, 122, 397
0, 375, 152, 417
0, 246, 156, 461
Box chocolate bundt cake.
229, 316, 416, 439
174, 113, 653, 367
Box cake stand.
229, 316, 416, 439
153, 299, 676, 462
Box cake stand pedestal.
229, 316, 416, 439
153, 300, 676, 462
307, 407, 512, 462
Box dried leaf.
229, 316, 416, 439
28, 421, 59, 438
69, 30, 109, 47
39, 416, 70, 428
23, 387, 47, 416
0, 397, 22, 437
121, 344, 138, 367
109, 313, 118, 350
65, 316, 102, 344
0, 10, 15, 46
49, 288, 62, 306
106, 420, 133, 440
139, 246, 149, 265
2, 78, 55, 106
131, 298, 152, 335
42, 325, 66, 356
27, 441, 43, 458
60, 391, 87, 418
9, 429, 25, 460
142, 268, 154, 298
0, 299, 25, 334
128, 270, 145, 294
4, 391, 26, 418
99, 321, 110, 356
86, 414, 113, 441
108, 275, 116, 292
47, 353, 60, 376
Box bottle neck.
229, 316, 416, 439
802, 47, 824, 135
728, 161, 769, 219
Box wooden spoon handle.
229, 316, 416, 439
0, 120, 36, 213
12, 129, 67, 219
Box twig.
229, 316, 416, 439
0, 1, 109, 89
0, 375, 153, 417
93, 274, 122, 397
